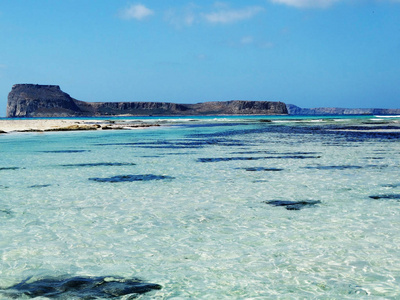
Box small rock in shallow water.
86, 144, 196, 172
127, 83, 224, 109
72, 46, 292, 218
264, 200, 321, 210
369, 194, 400, 200
89, 174, 175, 182
1, 276, 162, 299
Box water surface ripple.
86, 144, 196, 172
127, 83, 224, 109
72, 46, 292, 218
1, 115, 400, 298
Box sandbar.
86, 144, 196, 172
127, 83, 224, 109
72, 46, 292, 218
0, 119, 159, 133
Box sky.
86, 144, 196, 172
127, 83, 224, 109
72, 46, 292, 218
0, 0, 399, 116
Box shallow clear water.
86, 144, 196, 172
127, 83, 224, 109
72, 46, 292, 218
1, 116, 400, 299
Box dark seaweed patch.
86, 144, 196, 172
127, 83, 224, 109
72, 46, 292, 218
135, 145, 193, 149
277, 155, 321, 159
264, 200, 321, 210
231, 151, 322, 155
96, 137, 246, 149
89, 174, 175, 182
304, 165, 362, 170
279, 152, 322, 155
367, 164, 389, 169
241, 167, 283, 172
198, 157, 265, 163
197, 155, 320, 162
369, 194, 400, 200
60, 162, 136, 167
382, 183, 400, 188
0, 167, 20, 171
188, 121, 400, 144
164, 152, 197, 155
231, 151, 276, 155
29, 184, 52, 188
41, 150, 90, 153
0, 209, 13, 217
1, 276, 161, 299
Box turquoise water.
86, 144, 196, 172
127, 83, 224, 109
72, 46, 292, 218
1, 115, 400, 299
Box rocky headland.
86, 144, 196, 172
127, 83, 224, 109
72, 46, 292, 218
6, 84, 288, 118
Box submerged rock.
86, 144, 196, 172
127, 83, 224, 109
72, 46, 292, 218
0, 167, 20, 171
89, 174, 175, 182
369, 194, 400, 200
1, 276, 162, 299
264, 200, 321, 210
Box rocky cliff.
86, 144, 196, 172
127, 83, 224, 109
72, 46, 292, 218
6, 84, 81, 117
6, 84, 288, 117
286, 104, 400, 115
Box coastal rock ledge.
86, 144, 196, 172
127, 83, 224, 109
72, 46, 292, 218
6, 84, 288, 117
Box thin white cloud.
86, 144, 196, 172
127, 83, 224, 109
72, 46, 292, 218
164, 4, 199, 28
197, 54, 208, 60
270, 0, 400, 8
270, 0, 341, 8
119, 4, 154, 20
228, 36, 274, 49
203, 6, 264, 24
240, 36, 254, 45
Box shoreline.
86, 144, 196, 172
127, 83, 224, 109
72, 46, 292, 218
0, 119, 159, 133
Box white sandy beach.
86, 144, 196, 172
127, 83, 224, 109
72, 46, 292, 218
0, 119, 158, 133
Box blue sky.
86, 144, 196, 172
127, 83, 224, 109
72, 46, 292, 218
1, 0, 399, 116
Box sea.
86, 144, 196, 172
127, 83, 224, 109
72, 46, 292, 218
1, 115, 400, 299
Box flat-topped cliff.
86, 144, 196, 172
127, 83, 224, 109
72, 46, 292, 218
6, 84, 288, 117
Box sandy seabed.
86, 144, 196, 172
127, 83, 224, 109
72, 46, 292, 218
0, 119, 159, 133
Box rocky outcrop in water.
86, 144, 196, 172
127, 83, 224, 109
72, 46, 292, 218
6, 84, 288, 117
1, 276, 161, 298
264, 200, 321, 210
286, 104, 400, 115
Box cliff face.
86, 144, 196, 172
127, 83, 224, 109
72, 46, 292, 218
7, 84, 82, 117
6, 84, 288, 117
286, 104, 400, 116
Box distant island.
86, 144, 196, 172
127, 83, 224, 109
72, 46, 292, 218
5, 84, 400, 118
286, 104, 400, 116
6, 84, 288, 117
